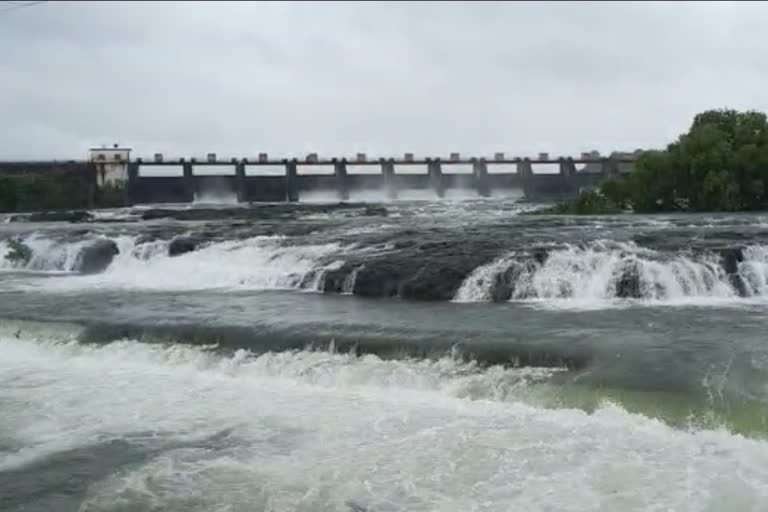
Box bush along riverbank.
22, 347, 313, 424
538, 108, 768, 215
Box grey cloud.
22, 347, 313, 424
1, 1, 768, 160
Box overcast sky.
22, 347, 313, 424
1, 1, 767, 160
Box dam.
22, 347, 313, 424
0, 149, 637, 206
128, 152, 636, 204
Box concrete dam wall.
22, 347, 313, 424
126, 155, 631, 204
0, 154, 636, 207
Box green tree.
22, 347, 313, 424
0, 177, 19, 211
546, 108, 768, 214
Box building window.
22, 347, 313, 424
97, 154, 106, 161
114, 154, 122, 161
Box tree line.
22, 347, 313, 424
0, 175, 125, 212
543, 108, 768, 214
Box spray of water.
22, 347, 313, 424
3, 331, 768, 510
0, 233, 116, 273
455, 242, 768, 306
2, 233, 352, 293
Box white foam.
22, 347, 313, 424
0, 233, 96, 272
89, 208, 142, 223
738, 246, 768, 297
442, 188, 480, 200
488, 187, 524, 199
2, 335, 768, 510
26, 235, 346, 292
395, 189, 442, 201
454, 253, 518, 302
0, 239, 9, 262
346, 189, 389, 202
455, 242, 768, 308
193, 190, 239, 205
516, 244, 732, 302
296, 189, 346, 203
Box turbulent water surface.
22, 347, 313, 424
3, 197, 768, 511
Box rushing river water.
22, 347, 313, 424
3, 198, 768, 511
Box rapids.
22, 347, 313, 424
3, 199, 768, 510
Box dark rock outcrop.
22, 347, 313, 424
363, 206, 388, 217
717, 246, 747, 296
9, 210, 93, 223
74, 239, 119, 274
350, 260, 406, 298
168, 236, 205, 257
718, 247, 745, 275
399, 264, 473, 301
327, 239, 508, 301
137, 203, 376, 222
615, 261, 641, 298
489, 271, 514, 302
321, 266, 351, 294
532, 248, 549, 266
489, 263, 527, 302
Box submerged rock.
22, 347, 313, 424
399, 264, 472, 301
168, 236, 205, 257
489, 263, 528, 302
351, 260, 405, 298
140, 208, 244, 222
489, 272, 514, 302
363, 206, 388, 217
718, 247, 745, 275
532, 248, 549, 266
9, 210, 93, 223
74, 239, 119, 274
321, 265, 352, 294
615, 261, 641, 298
716, 247, 748, 296
337, 239, 507, 301
137, 203, 375, 222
